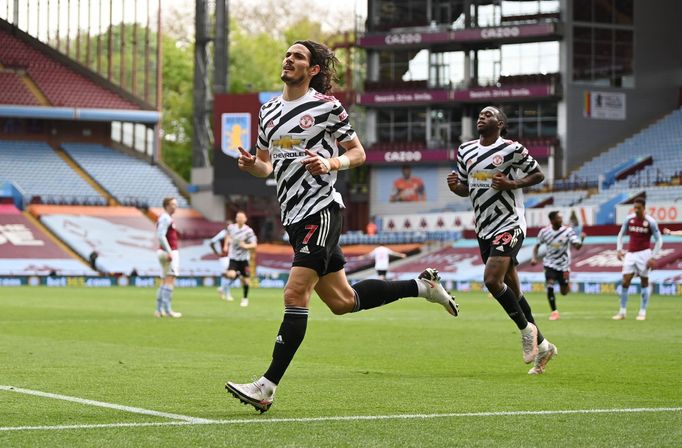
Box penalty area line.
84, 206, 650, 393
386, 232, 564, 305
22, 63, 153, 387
1, 405, 681, 432
0, 385, 215, 424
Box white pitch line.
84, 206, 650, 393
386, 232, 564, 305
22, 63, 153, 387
0, 385, 215, 424
1, 406, 681, 432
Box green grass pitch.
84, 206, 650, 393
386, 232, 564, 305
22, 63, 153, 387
1, 286, 681, 447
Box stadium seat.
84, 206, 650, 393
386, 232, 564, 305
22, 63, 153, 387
61, 143, 189, 208
0, 140, 106, 205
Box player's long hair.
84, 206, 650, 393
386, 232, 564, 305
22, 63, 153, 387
295, 40, 339, 95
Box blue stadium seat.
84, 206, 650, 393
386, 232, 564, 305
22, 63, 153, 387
61, 143, 189, 208
0, 140, 106, 206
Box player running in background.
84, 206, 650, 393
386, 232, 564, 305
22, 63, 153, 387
225, 39, 458, 413
531, 211, 586, 320
367, 245, 407, 280
155, 197, 182, 318
447, 105, 556, 375
210, 219, 234, 301
614, 198, 662, 321
223, 212, 257, 307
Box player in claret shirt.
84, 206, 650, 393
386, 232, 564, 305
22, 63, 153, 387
155, 197, 182, 318
613, 197, 662, 321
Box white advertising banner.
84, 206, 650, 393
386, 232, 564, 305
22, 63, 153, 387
585, 91, 626, 120
524, 206, 596, 228
380, 211, 476, 232
616, 202, 682, 224
380, 206, 596, 233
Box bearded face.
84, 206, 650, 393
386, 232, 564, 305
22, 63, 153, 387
280, 44, 316, 87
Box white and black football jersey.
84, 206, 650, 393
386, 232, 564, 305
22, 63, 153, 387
227, 224, 256, 261
536, 225, 580, 271
257, 88, 355, 226
456, 137, 539, 240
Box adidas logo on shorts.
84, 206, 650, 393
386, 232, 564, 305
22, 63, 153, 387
300, 245, 310, 254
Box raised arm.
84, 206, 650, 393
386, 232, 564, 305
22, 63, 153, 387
238, 146, 273, 178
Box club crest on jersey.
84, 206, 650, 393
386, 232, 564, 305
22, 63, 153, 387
299, 114, 314, 129
492, 154, 503, 166
266, 119, 275, 128
466, 158, 474, 168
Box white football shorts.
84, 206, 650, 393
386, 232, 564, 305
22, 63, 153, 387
158, 249, 180, 277
622, 248, 652, 277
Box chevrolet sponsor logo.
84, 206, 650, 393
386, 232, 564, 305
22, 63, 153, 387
471, 171, 493, 181
272, 135, 305, 149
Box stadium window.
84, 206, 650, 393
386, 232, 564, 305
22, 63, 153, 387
505, 121, 519, 137
410, 109, 427, 143
379, 50, 420, 82
111, 121, 122, 143
571, 0, 634, 87
499, 102, 557, 139
378, 109, 393, 142
134, 124, 147, 153
521, 104, 538, 119
429, 109, 454, 148
378, 0, 427, 28
540, 118, 558, 136
522, 120, 540, 138
593, 28, 613, 83
505, 104, 520, 121
431, 0, 465, 26
594, 0, 614, 23
573, 0, 592, 22
146, 127, 155, 156
540, 102, 558, 118
614, 29, 634, 75
579, 26, 633, 86
393, 123, 409, 142
613, 0, 633, 24
122, 122, 134, 147
573, 26, 592, 81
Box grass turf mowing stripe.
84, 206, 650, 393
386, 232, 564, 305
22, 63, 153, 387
0, 385, 215, 424
1, 407, 681, 432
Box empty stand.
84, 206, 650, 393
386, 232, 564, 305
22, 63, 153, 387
148, 207, 223, 239
62, 143, 188, 208
0, 28, 139, 109
524, 190, 588, 208
569, 108, 682, 188
0, 203, 96, 275
0, 140, 106, 205
32, 205, 217, 276
0, 71, 39, 105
